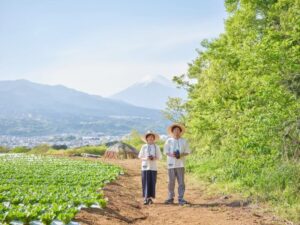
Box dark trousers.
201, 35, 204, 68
141, 170, 157, 199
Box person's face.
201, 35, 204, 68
172, 127, 182, 138
146, 134, 155, 144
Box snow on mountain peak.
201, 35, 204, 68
110, 74, 187, 109
138, 75, 173, 87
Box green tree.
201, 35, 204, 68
162, 97, 186, 123
123, 129, 144, 150
173, 0, 300, 221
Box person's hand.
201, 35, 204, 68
148, 155, 154, 160
168, 153, 176, 158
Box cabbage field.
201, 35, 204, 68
0, 154, 122, 225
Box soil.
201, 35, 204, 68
75, 159, 291, 225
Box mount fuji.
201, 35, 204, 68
110, 75, 187, 109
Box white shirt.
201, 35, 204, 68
163, 137, 190, 169
138, 144, 162, 171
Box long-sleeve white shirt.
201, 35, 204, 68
163, 137, 190, 169
138, 144, 162, 171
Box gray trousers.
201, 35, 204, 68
168, 167, 185, 200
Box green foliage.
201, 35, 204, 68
172, 0, 300, 222
72, 145, 107, 156
123, 130, 144, 150
11, 146, 31, 153
162, 97, 186, 123
9, 144, 107, 157
28, 144, 51, 154
0, 154, 122, 224
72, 145, 106, 155
281, 117, 300, 160
47, 145, 107, 156
51, 144, 68, 150
0, 146, 9, 153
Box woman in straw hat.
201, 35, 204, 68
138, 131, 162, 205
163, 123, 190, 205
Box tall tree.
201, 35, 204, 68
168, 0, 300, 220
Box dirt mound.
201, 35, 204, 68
104, 142, 138, 159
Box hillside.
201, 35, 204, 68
0, 79, 168, 136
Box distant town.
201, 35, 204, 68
0, 134, 123, 149
0, 133, 169, 149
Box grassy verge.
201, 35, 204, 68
0, 144, 107, 157
186, 153, 300, 223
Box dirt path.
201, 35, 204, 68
75, 159, 289, 225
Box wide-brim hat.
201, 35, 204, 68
141, 131, 160, 143
167, 123, 186, 136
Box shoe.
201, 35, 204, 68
164, 198, 174, 204
148, 198, 153, 204
178, 199, 188, 205
143, 199, 149, 205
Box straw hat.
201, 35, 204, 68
167, 123, 185, 136
141, 131, 160, 143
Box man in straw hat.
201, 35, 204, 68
138, 131, 162, 205
164, 123, 190, 205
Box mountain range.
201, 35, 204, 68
0, 79, 169, 136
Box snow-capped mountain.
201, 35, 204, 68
110, 75, 187, 109
137, 75, 174, 88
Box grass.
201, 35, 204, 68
185, 153, 300, 223
47, 145, 107, 156
3, 144, 109, 157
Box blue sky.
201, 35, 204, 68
0, 0, 227, 96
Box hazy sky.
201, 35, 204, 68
0, 0, 227, 96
